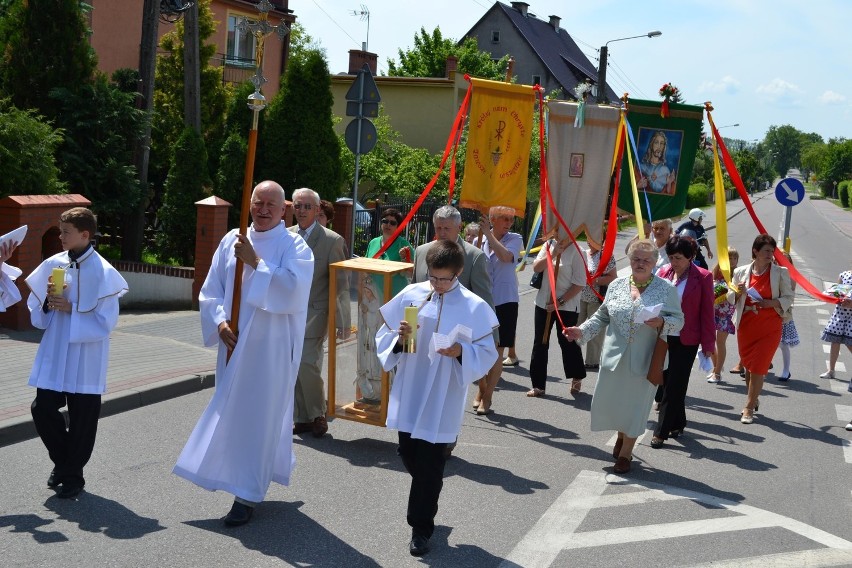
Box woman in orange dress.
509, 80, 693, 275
729, 235, 794, 424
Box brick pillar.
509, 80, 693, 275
334, 200, 353, 255
283, 199, 294, 227
193, 196, 232, 310
0, 194, 91, 330
348, 49, 378, 75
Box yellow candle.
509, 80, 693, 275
403, 305, 418, 353
51, 268, 65, 295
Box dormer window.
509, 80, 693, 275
491, 30, 500, 43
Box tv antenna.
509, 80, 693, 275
350, 5, 370, 51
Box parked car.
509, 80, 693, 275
335, 197, 373, 230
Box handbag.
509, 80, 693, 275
646, 329, 668, 386
530, 271, 543, 289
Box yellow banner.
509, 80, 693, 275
625, 135, 646, 239
460, 78, 535, 217
708, 114, 732, 285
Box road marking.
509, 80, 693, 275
836, 404, 852, 423
828, 378, 848, 394
837, 362, 847, 373
605, 425, 652, 448
500, 470, 852, 568
842, 439, 852, 464
824, 344, 832, 354
817, 308, 831, 315
819, 319, 829, 326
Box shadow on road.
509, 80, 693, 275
43, 491, 165, 539
0, 512, 68, 544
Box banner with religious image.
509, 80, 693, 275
459, 78, 535, 217
617, 99, 704, 220
545, 101, 620, 245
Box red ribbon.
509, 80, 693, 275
710, 121, 841, 305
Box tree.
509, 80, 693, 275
821, 139, 852, 197
257, 49, 342, 198
150, 0, 228, 194
0, 0, 96, 119
387, 27, 508, 80
763, 124, 802, 175
339, 111, 448, 201
0, 99, 65, 198
50, 73, 146, 218
157, 128, 210, 265
288, 22, 323, 68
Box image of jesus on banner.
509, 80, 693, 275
636, 128, 684, 196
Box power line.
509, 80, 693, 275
610, 59, 646, 98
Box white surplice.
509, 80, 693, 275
173, 223, 314, 503
0, 263, 22, 311
25, 248, 128, 394
376, 281, 498, 443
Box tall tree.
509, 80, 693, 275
157, 127, 210, 265
0, 0, 96, 119
387, 27, 508, 80
257, 49, 342, 198
763, 124, 803, 175
150, 0, 227, 194
50, 73, 146, 218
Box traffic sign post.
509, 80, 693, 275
774, 177, 805, 252
344, 64, 381, 255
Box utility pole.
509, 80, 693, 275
123, 0, 160, 261
183, 1, 201, 132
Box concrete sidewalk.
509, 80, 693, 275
0, 186, 845, 447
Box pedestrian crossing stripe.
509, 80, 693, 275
499, 470, 852, 568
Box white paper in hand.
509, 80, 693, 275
0, 225, 27, 251
428, 324, 474, 363
697, 351, 713, 373
746, 287, 763, 302
635, 303, 663, 323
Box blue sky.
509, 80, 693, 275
295, 0, 850, 145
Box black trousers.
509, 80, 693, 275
654, 336, 699, 439
31, 388, 102, 488
398, 432, 448, 539
529, 306, 585, 391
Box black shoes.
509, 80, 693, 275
47, 469, 59, 489
56, 484, 83, 499
224, 500, 254, 527
409, 534, 430, 556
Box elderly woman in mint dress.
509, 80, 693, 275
564, 240, 683, 474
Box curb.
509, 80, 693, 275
0, 371, 216, 449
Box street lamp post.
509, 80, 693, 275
596, 31, 662, 103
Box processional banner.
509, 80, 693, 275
546, 101, 620, 245
617, 99, 704, 220
460, 78, 535, 217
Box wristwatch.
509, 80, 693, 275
558, 297, 566, 306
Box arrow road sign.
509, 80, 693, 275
775, 177, 805, 207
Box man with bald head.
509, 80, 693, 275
174, 181, 315, 527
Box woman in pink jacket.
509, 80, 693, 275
651, 236, 716, 448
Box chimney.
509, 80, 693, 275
510, 2, 529, 17
348, 49, 378, 75
549, 15, 560, 31
445, 55, 458, 79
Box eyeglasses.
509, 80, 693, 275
427, 273, 457, 284
381, 219, 398, 226
293, 203, 314, 210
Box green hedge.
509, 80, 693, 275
686, 182, 710, 208
839, 180, 850, 208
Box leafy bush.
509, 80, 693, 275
839, 180, 850, 208
686, 182, 710, 208
0, 100, 66, 198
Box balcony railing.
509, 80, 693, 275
210, 53, 257, 87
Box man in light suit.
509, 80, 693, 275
413, 206, 496, 455
289, 188, 351, 438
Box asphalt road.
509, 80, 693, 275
1, 186, 851, 567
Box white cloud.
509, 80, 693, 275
818, 90, 847, 105
755, 78, 803, 106
698, 75, 741, 94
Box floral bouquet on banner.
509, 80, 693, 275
713, 280, 730, 305
659, 82, 679, 118
825, 283, 852, 299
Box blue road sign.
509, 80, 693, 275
775, 177, 805, 207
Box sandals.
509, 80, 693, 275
740, 409, 754, 424
503, 357, 520, 366
570, 379, 582, 395
526, 388, 546, 398
613, 456, 631, 474
650, 437, 665, 449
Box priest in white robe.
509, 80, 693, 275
376, 240, 498, 556
173, 181, 314, 527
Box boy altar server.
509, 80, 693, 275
173, 181, 314, 527
376, 239, 498, 557
26, 207, 128, 499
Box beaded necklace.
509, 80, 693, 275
630, 274, 654, 288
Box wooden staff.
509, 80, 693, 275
541, 231, 561, 345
